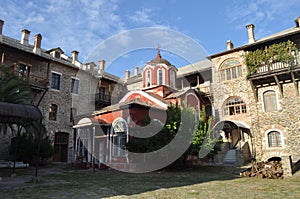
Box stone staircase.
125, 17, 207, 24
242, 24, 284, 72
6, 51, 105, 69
223, 149, 237, 164
223, 149, 243, 165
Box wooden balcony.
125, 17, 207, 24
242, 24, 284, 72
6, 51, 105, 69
95, 93, 119, 109
28, 74, 49, 90
248, 54, 300, 101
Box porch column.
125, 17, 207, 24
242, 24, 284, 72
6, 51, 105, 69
92, 126, 95, 171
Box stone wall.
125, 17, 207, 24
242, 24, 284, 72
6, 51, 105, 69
211, 49, 300, 164
251, 83, 300, 163
211, 50, 254, 126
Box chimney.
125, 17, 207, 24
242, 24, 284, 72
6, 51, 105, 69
125, 70, 130, 79
0, 19, 4, 41
226, 40, 234, 50
72, 50, 79, 64
33, 33, 42, 55
295, 16, 300, 27
21, 29, 30, 46
98, 60, 105, 71
246, 24, 255, 44
134, 66, 139, 76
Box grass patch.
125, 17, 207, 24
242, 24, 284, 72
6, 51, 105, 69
0, 165, 300, 198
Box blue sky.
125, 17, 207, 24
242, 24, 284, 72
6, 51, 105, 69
1, 0, 299, 76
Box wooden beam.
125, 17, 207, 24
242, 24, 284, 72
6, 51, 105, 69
274, 75, 283, 98
291, 72, 299, 96
249, 80, 258, 102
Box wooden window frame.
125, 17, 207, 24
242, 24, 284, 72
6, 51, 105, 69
220, 59, 242, 81
262, 90, 278, 112
223, 97, 247, 116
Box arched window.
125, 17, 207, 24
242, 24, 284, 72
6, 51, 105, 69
263, 90, 278, 112
49, 104, 58, 121
223, 97, 246, 116
267, 131, 282, 147
112, 118, 128, 157
170, 70, 176, 88
146, 70, 151, 87
220, 59, 242, 81
158, 69, 163, 85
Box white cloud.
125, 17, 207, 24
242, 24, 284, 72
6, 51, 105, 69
0, 0, 125, 61
227, 0, 299, 39
24, 12, 45, 24
130, 8, 155, 25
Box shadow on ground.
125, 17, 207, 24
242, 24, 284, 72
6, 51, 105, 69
0, 164, 241, 198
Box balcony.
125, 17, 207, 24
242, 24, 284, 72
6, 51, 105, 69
95, 93, 119, 109
28, 74, 49, 90
248, 54, 300, 79
248, 54, 300, 101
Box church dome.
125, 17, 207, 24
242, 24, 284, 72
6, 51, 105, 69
147, 50, 172, 66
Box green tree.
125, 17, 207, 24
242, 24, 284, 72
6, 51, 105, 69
191, 106, 222, 161
0, 66, 33, 104
126, 103, 181, 153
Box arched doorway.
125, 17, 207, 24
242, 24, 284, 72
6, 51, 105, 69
212, 120, 252, 164
53, 132, 69, 162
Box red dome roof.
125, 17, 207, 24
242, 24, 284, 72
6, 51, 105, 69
147, 51, 172, 66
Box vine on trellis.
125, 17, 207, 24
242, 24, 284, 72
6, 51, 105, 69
244, 40, 298, 78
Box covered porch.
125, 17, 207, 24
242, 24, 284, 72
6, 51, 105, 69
73, 117, 130, 170
212, 120, 253, 164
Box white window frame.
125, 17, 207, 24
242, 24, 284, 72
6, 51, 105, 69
71, 77, 80, 94
51, 71, 62, 91
146, 70, 151, 87
219, 59, 242, 81
170, 70, 176, 88
157, 68, 165, 85
264, 129, 285, 149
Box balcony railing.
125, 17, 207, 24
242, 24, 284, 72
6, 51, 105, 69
251, 53, 300, 76
95, 93, 111, 102
95, 93, 119, 104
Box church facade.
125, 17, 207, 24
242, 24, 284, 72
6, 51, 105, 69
73, 50, 205, 170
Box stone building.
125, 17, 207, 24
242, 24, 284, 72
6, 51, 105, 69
1, 15, 300, 175
210, 17, 300, 174
0, 19, 124, 163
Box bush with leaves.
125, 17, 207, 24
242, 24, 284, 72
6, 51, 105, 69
10, 124, 54, 165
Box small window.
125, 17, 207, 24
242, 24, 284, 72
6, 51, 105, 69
263, 90, 278, 112
71, 78, 79, 94
49, 104, 58, 121
220, 59, 242, 81
18, 63, 30, 81
158, 69, 163, 85
54, 51, 61, 59
70, 107, 77, 122
51, 72, 61, 90
146, 70, 151, 87
267, 131, 282, 147
223, 97, 247, 116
